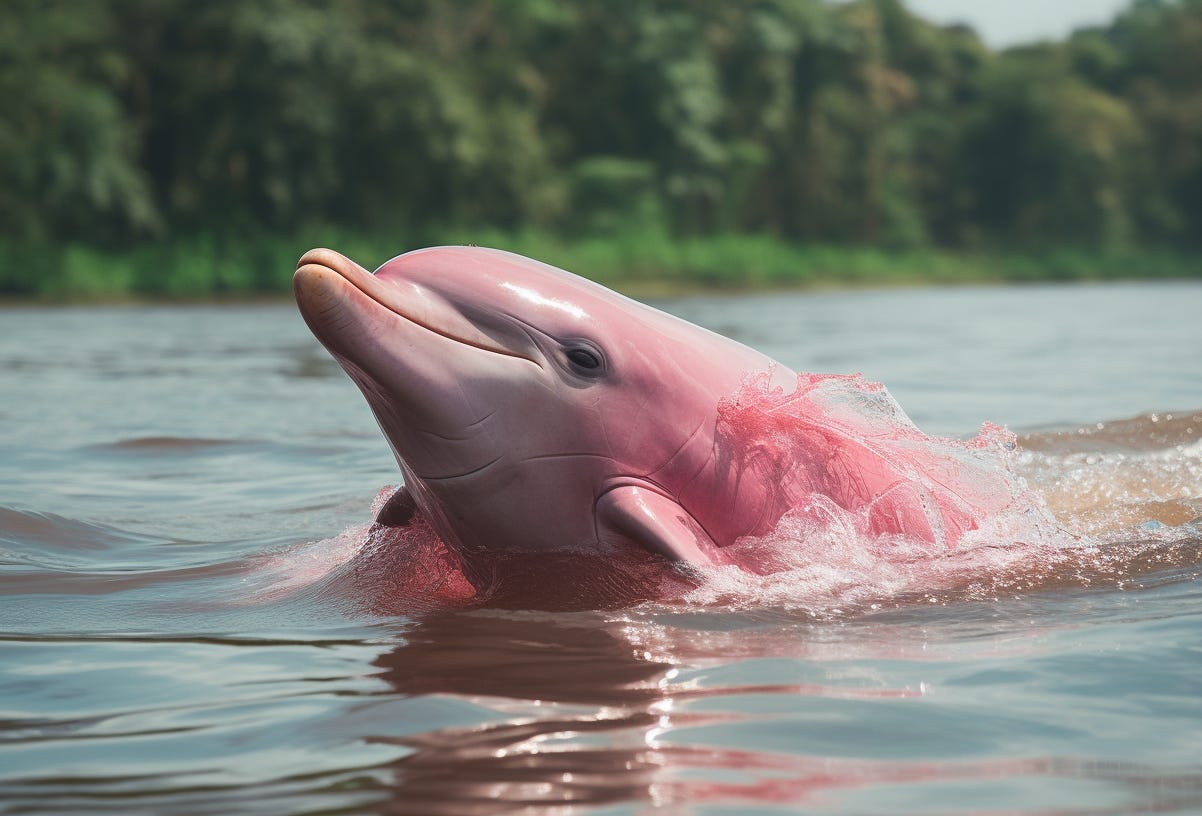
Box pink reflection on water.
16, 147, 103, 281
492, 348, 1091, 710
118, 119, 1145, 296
361, 612, 1202, 815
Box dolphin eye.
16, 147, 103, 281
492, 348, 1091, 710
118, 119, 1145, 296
565, 347, 603, 372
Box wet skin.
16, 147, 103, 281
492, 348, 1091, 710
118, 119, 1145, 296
294, 246, 804, 575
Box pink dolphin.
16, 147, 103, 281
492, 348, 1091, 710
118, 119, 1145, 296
294, 245, 799, 570
294, 246, 1024, 579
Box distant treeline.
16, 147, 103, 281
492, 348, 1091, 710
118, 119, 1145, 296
3, 0, 1202, 292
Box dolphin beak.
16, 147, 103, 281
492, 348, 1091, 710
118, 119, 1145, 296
293, 248, 370, 319
293, 246, 539, 365
296, 247, 370, 278
294, 247, 363, 329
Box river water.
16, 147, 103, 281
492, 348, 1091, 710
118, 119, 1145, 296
2, 281, 1201, 814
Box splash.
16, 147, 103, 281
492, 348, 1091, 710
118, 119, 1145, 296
684, 387, 1202, 612
1017, 411, 1202, 537
682, 371, 1070, 609
344, 492, 479, 609
236, 523, 373, 603
715, 371, 1053, 547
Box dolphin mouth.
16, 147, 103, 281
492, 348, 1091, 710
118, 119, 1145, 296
294, 248, 533, 362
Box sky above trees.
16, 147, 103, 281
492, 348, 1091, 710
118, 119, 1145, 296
905, 0, 1131, 47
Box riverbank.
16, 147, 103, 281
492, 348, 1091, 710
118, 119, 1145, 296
3, 230, 1200, 301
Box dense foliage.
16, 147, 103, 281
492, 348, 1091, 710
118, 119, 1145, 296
3, 0, 1202, 293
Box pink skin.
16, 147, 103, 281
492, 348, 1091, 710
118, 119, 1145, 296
293, 246, 797, 571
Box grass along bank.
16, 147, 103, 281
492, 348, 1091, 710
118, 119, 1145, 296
2, 230, 1201, 301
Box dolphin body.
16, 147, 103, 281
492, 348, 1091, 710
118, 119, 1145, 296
294, 246, 802, 573
295, 246, 1022, 590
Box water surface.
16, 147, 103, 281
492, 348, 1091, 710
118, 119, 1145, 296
2, 282, 1201, 814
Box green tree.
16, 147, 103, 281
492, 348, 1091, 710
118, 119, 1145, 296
0, 0, 156, 242
959, 47, 1142, 248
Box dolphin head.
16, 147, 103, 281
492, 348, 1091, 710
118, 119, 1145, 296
295, 246, 790, 568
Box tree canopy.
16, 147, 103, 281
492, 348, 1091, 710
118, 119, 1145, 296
4, 0, 1202, 253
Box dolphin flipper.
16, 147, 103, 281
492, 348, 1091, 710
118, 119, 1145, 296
596, 485, 735, 570
376, 485, 418, 527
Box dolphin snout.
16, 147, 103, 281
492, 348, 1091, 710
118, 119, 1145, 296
293, 248, 374, 341
294, 248, 374, 319
294, 248, 370, 307
296, 247, 370, 278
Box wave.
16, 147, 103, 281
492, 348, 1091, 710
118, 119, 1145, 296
85, 436, 248, 453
